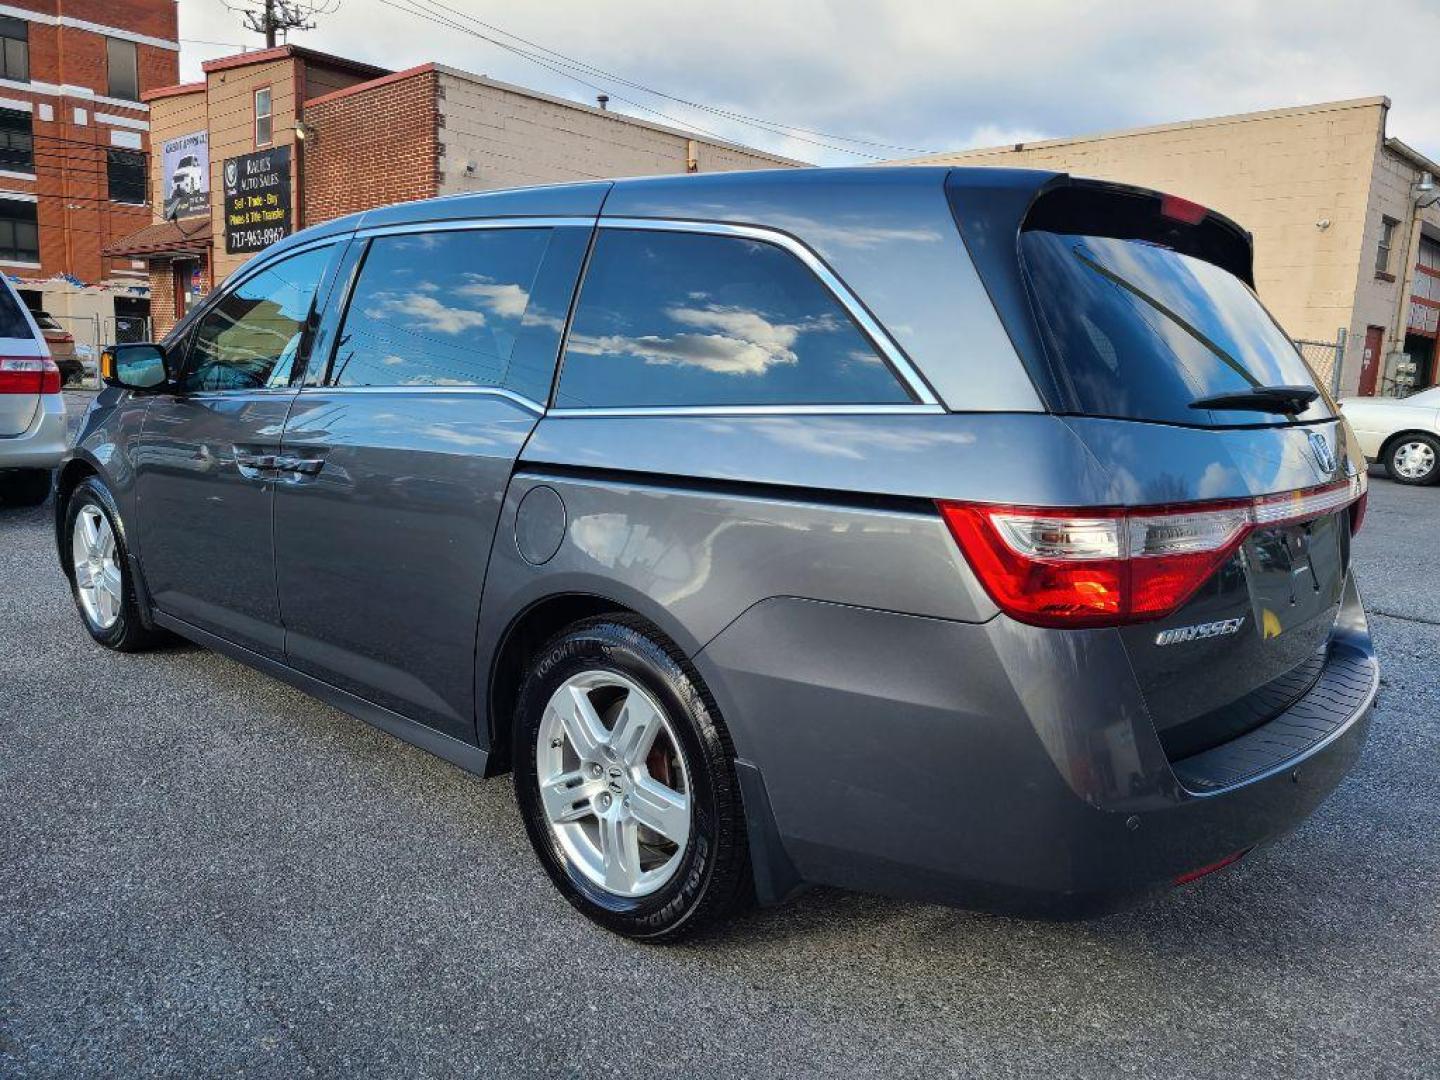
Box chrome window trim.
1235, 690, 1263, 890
547, 403, 945, 418
591, 217, 941, 407
299, 383, 545, 414
352, 216, 595, 240
219, 235, 348, 295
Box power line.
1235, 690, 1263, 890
390, 0, 872, 159
410, 0, 934, 156
377, 0, 892, 161
377, 0, 742, 149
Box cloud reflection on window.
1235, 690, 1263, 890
557, 230, 911, 408
332, 228, 552, 389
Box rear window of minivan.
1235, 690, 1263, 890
1020, 230, 1331, 427
0, 286, 30, 339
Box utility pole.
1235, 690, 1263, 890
237, 0, 334, 48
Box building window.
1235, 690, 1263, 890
1377, 216, 1399, 277
254, 87, 272, 146
107, 149, 146, 204
0, 17, 28, 83
0, 107, 32, 171
0, 198, 39, 263
106, 38, 139, 101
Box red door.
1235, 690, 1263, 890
1358, 325, 1384, 396
172, 262, 189, 323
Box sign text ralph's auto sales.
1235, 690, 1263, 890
223, 146, 293, 255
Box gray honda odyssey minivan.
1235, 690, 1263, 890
62, 167, 1376, 940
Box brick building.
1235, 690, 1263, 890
896, 98, 1440, 398
109, 49, 798, 337
0, 0, 177, 341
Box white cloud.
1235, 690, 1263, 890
364, 293, 487, 334
567, 304, 844, 375
456, 276, 531, 318
568, 330, 795, 376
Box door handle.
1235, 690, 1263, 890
273, 454, 325, 477
233, 450, 279, 479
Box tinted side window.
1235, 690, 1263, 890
555, 229, 911, 408
0, 282, 29, 338
185, 245, 332, 392
329, 228, 557, 397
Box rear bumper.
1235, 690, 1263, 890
0, 393, 66, 470
697, 574, 1376, 916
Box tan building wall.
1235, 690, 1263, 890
204, 58, 299, 283
434, 66, 796, 193
1354, 140, 1440, 393
895, 97, 1438, 395
147, 85, 207, 214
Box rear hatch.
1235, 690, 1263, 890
0, 285, 47, 436
946, 175, 1365, 763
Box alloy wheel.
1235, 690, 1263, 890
71, 505, 122, 630
1394, 440, 1436, 480
536, 670, 692, 898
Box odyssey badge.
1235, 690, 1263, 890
1155, 617, 1246, 646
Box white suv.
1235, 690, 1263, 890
0, 275, 64, 505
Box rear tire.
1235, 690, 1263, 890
0, 468, 52, 506
64, 477, 164, 652
1385, 434, 1440, 485
513, 615, 751, 941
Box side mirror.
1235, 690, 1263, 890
100, 343, 169, 391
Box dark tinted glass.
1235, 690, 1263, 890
106, 149, 145, 204
1021, 231, 1330, 427
0, 108, 31, 170
0, 283, 30, 338
329, 228, 557, 396
0, 18, 27, 83
0, 198, 37, 262
556, 229, 910, 408
106, 37, 139, 101
186, 245, 331, 392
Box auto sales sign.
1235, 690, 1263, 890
223, 146, 292, 254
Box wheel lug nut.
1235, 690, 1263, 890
589, 763, 602, 778
598, 793, 611, 810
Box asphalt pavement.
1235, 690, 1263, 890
1, 394, 1436, 1077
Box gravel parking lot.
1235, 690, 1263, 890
2, 392, 1437, 1078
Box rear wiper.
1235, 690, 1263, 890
1189, 385, 1319, 415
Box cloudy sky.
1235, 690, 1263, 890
178, 0, 1440, 165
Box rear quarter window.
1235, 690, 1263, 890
1021, 230, 1331, 427
555, 228, 912, 409
0, 284, 32, 339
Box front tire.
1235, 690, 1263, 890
1385, 434, 1440, 485
0, 468, 52, 506
513, 616, 750, 941
64, 477, 163, 651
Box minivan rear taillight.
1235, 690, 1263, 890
939, 474, 1366, 628
0, 355, 60, 395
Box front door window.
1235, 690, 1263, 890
185, 246, 332, 391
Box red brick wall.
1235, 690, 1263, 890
0, 2, 178, 284
147, 254, 210, 338
7, 0, 177, 40
303, 68, 440, 225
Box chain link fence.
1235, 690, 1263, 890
1294, 328, 1347, 398
40, 313, 151, 390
